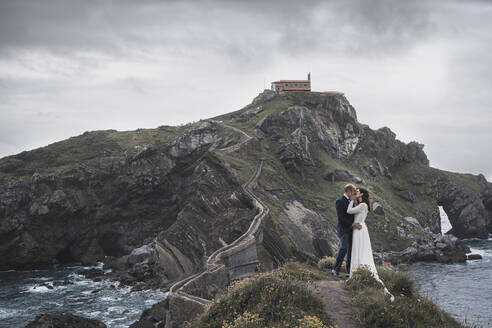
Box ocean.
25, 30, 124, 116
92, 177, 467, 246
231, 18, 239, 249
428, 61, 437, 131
0, 262, 168, 328
398, 207, 492, 327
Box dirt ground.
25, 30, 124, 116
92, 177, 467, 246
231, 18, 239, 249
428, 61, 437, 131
306, 279, 363, 328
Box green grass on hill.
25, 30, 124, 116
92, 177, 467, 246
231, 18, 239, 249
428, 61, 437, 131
345, 265, 469, 328
0, 124, 196, 183
196, 261, 335, 328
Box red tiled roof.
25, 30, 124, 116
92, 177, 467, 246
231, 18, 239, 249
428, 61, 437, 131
273, 80, 310, 83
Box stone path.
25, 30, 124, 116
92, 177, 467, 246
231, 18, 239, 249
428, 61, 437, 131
306, 280, 363, 328
165, 122, 270, 308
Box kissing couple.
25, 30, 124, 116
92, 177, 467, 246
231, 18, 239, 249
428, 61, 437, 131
332, 183, 395, 302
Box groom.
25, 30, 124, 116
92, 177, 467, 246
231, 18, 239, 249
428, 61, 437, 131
332, 184, 362, 277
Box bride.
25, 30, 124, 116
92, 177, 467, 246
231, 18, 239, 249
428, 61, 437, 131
347, 188, 395, 302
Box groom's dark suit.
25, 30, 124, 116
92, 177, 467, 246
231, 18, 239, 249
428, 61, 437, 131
333, 194, 355, 274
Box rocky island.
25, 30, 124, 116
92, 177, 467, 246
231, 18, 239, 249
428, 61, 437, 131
1, 90, 490, 327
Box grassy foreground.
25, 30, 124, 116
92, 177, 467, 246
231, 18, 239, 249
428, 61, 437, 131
192, 260, 472, 328
319, 256, 469, 327
196, 261, 335, 328
346, 265, 466, 328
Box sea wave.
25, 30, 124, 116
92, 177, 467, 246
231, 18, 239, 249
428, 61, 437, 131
100, 296, 119, 302
30, 276, 53, 282
0, 308, 19, 319
23, 284, 55, 293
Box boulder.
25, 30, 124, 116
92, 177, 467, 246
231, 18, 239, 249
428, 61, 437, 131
129, 299, 168, 328
467, 253, 483, 260
129, 260, 153, 281
372, 202, 385, 215
25, 313, 106, 328
389, 232, 469, 264
435, 242, 447, 249
324, 170, 354, 182
127, 244, 154, 266
276, 200, 336, 260
52, 280, 72, 287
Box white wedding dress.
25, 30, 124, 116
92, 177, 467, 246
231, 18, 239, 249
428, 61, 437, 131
347, 200, 395, 302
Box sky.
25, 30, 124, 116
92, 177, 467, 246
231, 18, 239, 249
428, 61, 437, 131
0, 0, 491, 181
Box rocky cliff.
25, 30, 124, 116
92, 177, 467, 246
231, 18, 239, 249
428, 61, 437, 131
1, 90, 491, 325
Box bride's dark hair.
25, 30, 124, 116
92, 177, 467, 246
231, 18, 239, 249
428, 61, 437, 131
358, 188, 371, 211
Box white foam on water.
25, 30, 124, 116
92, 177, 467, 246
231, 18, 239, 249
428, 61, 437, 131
107, 306, 126, 313
52, 285, 68, 291
144, 299, 156, 305
106, 316, 129, 327
45, 301, 63, 307
0, 308, 19, 319
24, 284, 54, 293
144, 292, 168, 305
73, 279, 98, 287
68, 272, 81, 278
100, 296, 118, 302
31, 277, 52, 282
119, 285, 133, 294
84, 310, 102, 317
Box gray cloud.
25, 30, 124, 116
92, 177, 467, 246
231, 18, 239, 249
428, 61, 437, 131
0, 0, 436, 59
0, 0, 491, 181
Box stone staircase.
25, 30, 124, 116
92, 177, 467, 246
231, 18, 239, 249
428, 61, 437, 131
163, 124, 270, 327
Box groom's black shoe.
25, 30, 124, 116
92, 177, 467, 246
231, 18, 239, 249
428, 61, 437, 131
331, 269, 339, 277
345, 273, 350, 278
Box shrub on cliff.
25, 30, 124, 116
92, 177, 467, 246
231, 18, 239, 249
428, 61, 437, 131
318, 256, 346, 272
197, 264, 335, 328
346, 266, 465, 328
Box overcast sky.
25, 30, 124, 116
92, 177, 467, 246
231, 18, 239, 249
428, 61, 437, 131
0, 0, 491, 181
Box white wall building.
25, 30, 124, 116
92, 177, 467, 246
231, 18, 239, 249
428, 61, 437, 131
271, 73, 311, 93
